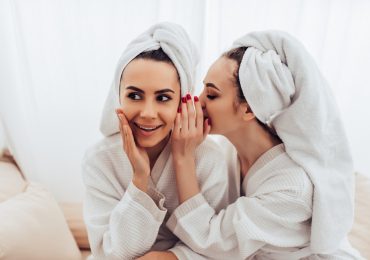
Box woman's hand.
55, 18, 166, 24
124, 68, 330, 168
136, 251, 178, 260
171, 94, 211, 161
116, 108, 150, 191
171, 94, 211, 203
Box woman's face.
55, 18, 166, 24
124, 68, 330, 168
199, 57, 244, 135
120, 58, 180, 148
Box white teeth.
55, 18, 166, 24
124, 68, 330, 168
140, 126, 156, 130
136, 124, 161, 131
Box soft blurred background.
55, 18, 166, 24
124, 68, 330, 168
1, 0, 370, 203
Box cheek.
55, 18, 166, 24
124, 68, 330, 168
206, 102, 220, 116
208, 101, 234, 123
164, 100, 180, 121
163, 110, 177, 126
120, 103, 136, 121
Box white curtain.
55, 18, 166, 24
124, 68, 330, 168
0, 119, 6, 154
1, 0, 369, 202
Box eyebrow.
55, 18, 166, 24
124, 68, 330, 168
203, 82, 221, 91
126, 86, 175, 94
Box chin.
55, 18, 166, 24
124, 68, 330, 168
135, 133, 170, 148
136, 138, 161, 148
209, 127, 219, 135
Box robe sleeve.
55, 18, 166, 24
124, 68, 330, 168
82, 154, 167, 260
167, 170, 313, 259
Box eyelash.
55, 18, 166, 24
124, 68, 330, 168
127, 92, 172, 102
207, 95, 217, 100
127, 93, 141, 100
156, 95, 172, 102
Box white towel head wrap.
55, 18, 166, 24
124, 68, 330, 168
100, 22, 199, 136
232, 31, 354, 254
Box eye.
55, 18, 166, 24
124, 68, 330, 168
127, 92, 142, 100
207, 95, 217, 100
156, 94, 172, 102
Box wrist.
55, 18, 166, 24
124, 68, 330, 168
132, 175, 149, 192
173, 154, 195, 166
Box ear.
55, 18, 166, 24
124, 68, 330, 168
238, 103, 255, 122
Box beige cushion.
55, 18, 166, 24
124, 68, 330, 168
0, 161, 27, 202
349, 173, 370, 259
0, 182, 81, 260
60, 203, 90, 250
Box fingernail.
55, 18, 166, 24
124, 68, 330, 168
182, 97, 187, 103
178, 107, 182, 113
186, 94, 191, 100
194, 96, 199, 102
208, 118, 212, 126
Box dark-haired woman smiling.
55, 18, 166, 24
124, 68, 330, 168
82, 23, 231, 260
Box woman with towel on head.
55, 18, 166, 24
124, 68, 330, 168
167, 30, 363, 259
82, 22, 231, 260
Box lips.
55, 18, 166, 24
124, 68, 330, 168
134, 122, 163, 132
203, 112, 209, 122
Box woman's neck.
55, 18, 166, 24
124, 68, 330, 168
145, 135, 170, 170
224, 123, 281, 178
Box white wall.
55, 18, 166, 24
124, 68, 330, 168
199, 0, 370, 178
0, 119, 6, 156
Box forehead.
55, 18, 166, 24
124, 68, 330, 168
121, 59, 180, 92
204, 57, 237, 91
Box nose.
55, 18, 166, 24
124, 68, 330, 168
140, 100, 157, 119
199, 89, 207, 109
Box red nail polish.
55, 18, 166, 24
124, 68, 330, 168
178, 107, 182, 113
186, 94, 191, 100
208, 118, 212, 126
194, 96, 199, 102
182, 97, 187, 103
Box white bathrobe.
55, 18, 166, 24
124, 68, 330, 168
167, 138, 363, 259
82, 134, 231, 260
165, 30, 362, 259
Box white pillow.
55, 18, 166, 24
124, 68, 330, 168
0, 161, 26, 203
0, 182, 81, 260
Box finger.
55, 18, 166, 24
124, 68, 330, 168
180, 96, 188, 134
119, 115, 130, 153
203, 118, 211, 139
173, 110, 181, 138
121, 123, 129, 153
186, 94, 196, 132
194, 96, 203, 132
123, 125, 135, 157
117, 113, 126, 147
124, 123, 135, 147
116, 108, 129, 126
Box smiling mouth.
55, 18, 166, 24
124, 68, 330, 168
134, 123, 163, 132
